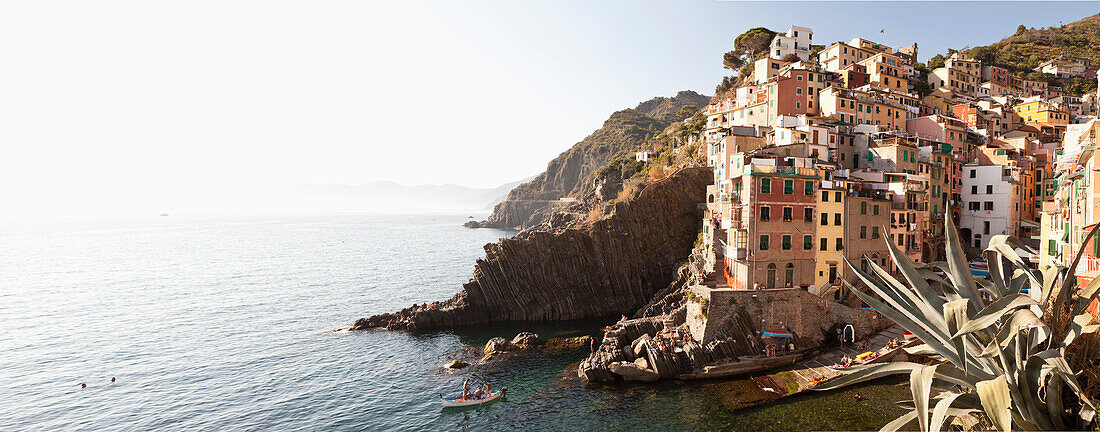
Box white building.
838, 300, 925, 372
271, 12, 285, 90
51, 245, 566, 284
769, 26, 813, 60
959, 163, 1021, 249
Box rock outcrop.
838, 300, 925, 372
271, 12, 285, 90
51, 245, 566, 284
476, 91, 710, 230
352, 166, 712, 331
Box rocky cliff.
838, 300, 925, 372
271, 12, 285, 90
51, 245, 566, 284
353, 166, 712, 331
476, 90, 709, 230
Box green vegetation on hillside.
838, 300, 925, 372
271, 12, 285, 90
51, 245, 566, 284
963, 13, 1100, 95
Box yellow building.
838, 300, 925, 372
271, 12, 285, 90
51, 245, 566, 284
858, 52, 909, 92
1014, 101, 1070, 125
815, 179, 847, 294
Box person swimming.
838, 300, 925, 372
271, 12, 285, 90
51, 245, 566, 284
80, 383, 86, 388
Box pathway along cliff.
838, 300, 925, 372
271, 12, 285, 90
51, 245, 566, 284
352, 166, 711, 332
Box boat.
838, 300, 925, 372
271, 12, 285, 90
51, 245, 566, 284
440, 388, 506, 408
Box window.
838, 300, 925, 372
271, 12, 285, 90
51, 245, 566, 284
873, 205, 879, 216
969, 170, 976, 178
760, 235, 769, 250
860, 226, 867, 239
804, 208, 813, 222
969, 201, 980, 211
834, 213, 841, 225
836, 238, 844, 250
834, 191, 842, 202
971, 185, 978, 194
872, 226, 880, 239
760, 206, 771, 221
897, 234, 904, 245
803, 235, 813, 250
761, 178, 771, 193
986, 185, 993, 194
821, 212, 828, 225
783, 207, 793, 222
860, 202, 867, 215
784, 180, 794, 194
983, 221, 990, 235
782, 235, 792, 250
984, 201, 993, 211
821, 238, 828, 251
805, 181, 814, 195
821, 191, 829, 202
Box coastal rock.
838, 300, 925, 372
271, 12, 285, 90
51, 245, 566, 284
542, 335, 594, 353
444, 359, 469, 369
608, 361, 659, 382
511, 332, 540, 347
354, 167, 712, 331
484, 337, 514, 354
463, 221, 481, 229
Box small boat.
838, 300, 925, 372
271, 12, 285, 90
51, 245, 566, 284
440, 388, 506, 408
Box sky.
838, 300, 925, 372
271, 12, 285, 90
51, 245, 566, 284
2, 1, 1098, 216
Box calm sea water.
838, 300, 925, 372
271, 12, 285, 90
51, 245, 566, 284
0, 213, 906, 431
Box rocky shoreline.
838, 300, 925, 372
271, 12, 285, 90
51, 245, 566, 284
351, 167, 712, 332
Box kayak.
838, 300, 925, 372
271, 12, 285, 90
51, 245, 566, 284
440, 388, 507, 408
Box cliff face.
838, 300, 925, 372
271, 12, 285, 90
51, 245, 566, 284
479, 90, 709, 230
355, 166, 712, 331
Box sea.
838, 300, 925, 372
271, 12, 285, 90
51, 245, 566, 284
0, 213, 907, 431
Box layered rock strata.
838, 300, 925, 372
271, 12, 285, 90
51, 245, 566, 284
352, 167, 712, 331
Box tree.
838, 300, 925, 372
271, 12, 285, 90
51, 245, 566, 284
676, 105, 698, 118
722, 51, 744, 71
1016, 24, 1027, 35
781, 53, 801, 63
928, 54, 946, 69
734, 27, 777, 60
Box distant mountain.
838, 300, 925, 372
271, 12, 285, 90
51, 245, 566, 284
293, 177, 533, 212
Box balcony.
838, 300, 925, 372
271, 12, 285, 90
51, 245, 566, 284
724, 245, 748, 260
1077, 256, 1100, 279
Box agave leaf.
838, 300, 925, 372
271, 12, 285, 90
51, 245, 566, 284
1046, 372, 1068, 430
1037, 264, 1060, 305
867, 258, 951, 337
980, 308, 1044, 357
977, 376, 1012, 431
944, 214, 985, 313
1008, 269, 1028, 296
885, 232, 947, 312
929, 392, 963, 432
1062, 313, 1100, 349
983, 248, 1007, 298
1051, 223, 1100, 315
926, 263, 965, 302
812, 362, 929, 391
879, 410, 917, 432
840, 280, 965, 368
1023, 354, 1058, 431
953, 294, 1039, 338
988, 241, 1042, 292
1072, 274, 1100, 317
911, 365, 937, 432
1009, 410, 1042, 431
843, 258, 954, 344
943, 300, 969, 376
903, 343, 939, 356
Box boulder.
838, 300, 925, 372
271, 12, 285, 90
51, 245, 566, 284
444, 359, 469, 369
633, 356, 649, 370
631, 334, 652, 358
511, 332, 540, 347
608, 361, 660, 382
484, 337, 514, 354
542, 335, 593, 353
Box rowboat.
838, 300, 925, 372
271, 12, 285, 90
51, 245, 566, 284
440, 388, 506, 408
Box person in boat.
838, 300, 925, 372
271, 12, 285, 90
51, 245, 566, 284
462, 379, 470, 400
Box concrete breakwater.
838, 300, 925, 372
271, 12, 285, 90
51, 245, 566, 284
580, 287, 890, 383
352, 167, 712, 332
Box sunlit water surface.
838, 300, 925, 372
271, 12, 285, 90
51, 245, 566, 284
0, 214, 905, 431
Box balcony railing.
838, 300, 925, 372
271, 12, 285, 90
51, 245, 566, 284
1077, 256, 1100, 278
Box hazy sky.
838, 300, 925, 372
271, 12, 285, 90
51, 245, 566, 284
2, 1, 1098, 216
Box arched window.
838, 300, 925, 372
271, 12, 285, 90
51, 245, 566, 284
766, 264, 777, 289
785, 263, 795, 288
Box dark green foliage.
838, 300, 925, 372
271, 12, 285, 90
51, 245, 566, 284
781, 53, 801, 63
1016, 24, 1027, 35
734, 27, 777, 58
928, 54, 946, 69
723, 51, 744, 70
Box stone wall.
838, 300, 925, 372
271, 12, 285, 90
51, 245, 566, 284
687, 286, 889, 347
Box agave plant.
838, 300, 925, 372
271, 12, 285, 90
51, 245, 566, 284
814, 214, 1100, 432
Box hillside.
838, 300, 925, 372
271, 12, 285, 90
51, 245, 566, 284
965, 13, 1100, 93
476, 90, 710, 229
